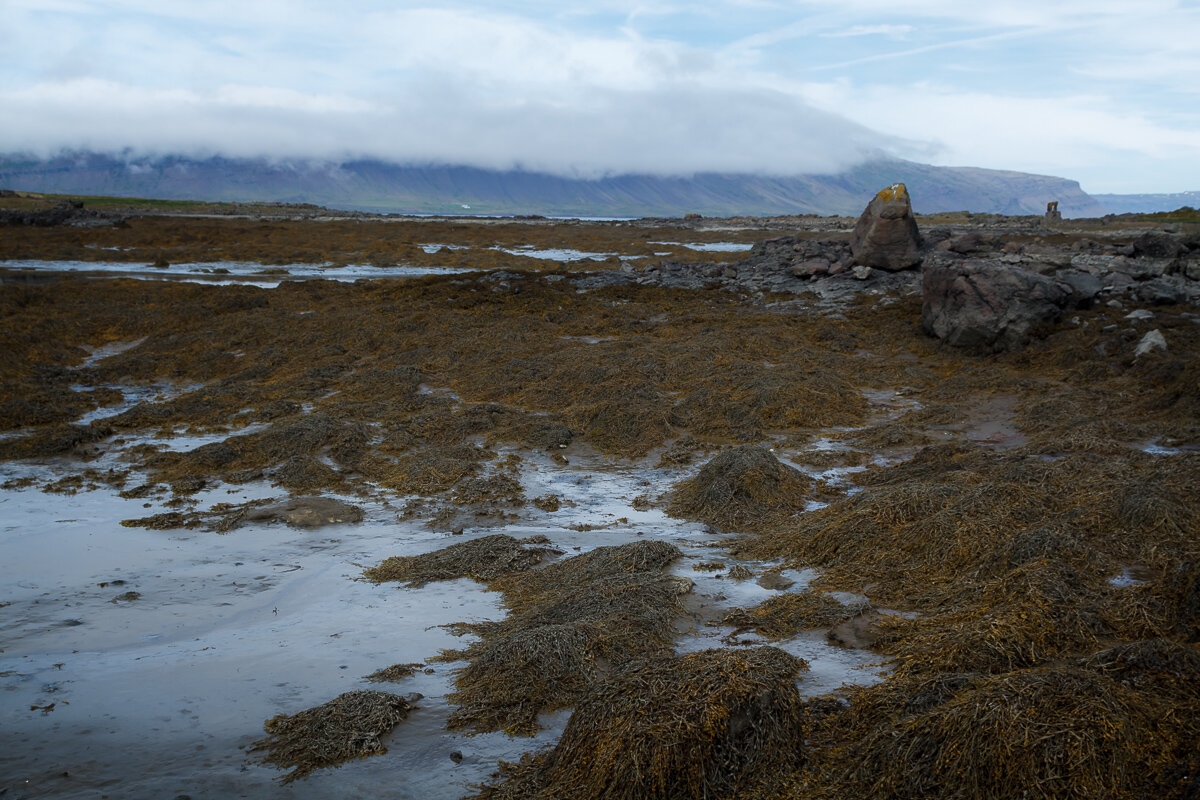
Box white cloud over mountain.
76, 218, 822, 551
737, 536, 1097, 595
1, 1, 1198, 191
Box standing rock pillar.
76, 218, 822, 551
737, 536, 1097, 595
850, 183, 922, 271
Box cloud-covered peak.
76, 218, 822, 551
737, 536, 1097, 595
2, 1, 1198, 191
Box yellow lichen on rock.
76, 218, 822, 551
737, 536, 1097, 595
876, 182, 910, 203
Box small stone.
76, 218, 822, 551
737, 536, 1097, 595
756, 573, 795, 591
1125, 309, 1155, 321
1134, 329, 1167, 357
242, 497, 364, 529
450, 750, 464, 763
851, 265, 873, 280
790, 258, 831, 278
726, 565, 754, 581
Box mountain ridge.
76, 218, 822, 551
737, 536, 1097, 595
1, 151, 1105, 218
1093, 190, 1200, 215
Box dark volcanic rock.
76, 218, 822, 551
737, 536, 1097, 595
1055, 270, 1103, 309
1136, 276, 1187, 306
922, 259, 1072, 351
1132, 232, 1187, 260
0, 200, 124, 228
850, 183, 922, 271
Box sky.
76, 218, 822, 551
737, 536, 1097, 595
1, 1, 1198, 193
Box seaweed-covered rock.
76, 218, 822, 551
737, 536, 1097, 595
443, 541, 687, 735
250, 690, 416, 783
922, 259, 1072, 351
0, 423, 112, 460
823, 666, 1197, 800
365, 533, 562, 588
476, 647, 808, 800
850, 183, 922, 271
667, 444, 810, 532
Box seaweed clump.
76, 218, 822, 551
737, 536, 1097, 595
364, 533, 562, 588
730, 445, 1200, 674
809, 643, 1200, 800
441, 540, 689, 735
667, 444, 811, 532
249, 690, 416, 783
476, 647, 809, 800
719, 591, 872, 641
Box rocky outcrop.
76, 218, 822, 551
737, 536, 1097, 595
1132, 232, 1187, 260
922, 259, 1073, 351
0, 199, 125, 228
850, 183, 923, 271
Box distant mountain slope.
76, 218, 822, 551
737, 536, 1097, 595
0, 152, 1104, 218
1093, 191, 1200, 215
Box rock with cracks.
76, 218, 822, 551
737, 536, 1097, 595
850, 183, 922, 271
922, 259, 1072, 352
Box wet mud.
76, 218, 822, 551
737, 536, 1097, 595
1, 211, 1198, 799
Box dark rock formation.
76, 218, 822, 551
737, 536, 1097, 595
922, 259, 1073, 351
1055, 270, 1103, 309
0, 199, 125, 228
1136, 276, 1187, 306
850, 183, 922, 271
1132, 232, 1187, 260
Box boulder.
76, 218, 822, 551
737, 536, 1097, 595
850, 183, 922, 271
943, 232, 997, 255
1136, 276, 1187, 306
1132, 232, 1186, 260
1055, 270, 1103, 309
922, 259, 1072, 351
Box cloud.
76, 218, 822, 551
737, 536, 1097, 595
0, 5, 920, 177
0, 78, 901, 177
2, 1, 1199, 190
799, 79, 1200, 192
819, 24, 914, 37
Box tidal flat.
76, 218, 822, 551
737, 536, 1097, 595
1, 208, 1197, 799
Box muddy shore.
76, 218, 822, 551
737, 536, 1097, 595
1, 207, 1197, 799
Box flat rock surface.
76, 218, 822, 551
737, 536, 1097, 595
244, 496, 365, 528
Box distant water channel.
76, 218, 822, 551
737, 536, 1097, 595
0, 260, 475, 287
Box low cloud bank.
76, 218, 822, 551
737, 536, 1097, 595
0, 78, 915, 178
